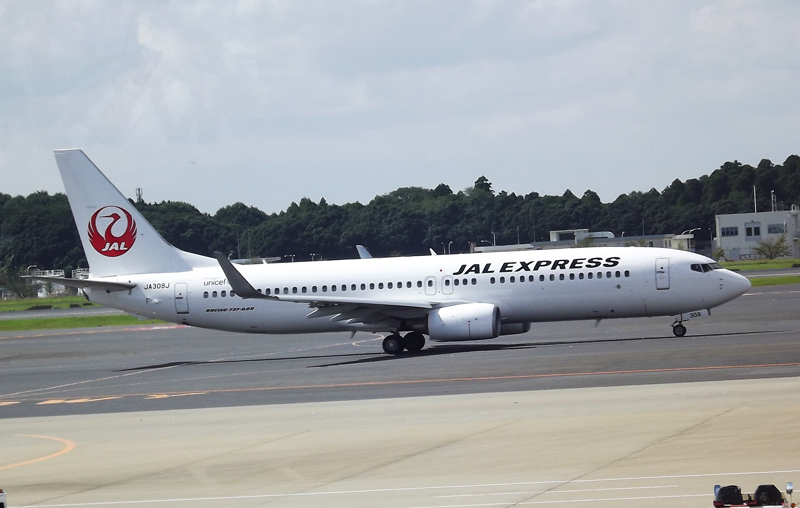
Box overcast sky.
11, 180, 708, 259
2, 1, 799, 214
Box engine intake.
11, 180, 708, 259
427, 303, 500, 341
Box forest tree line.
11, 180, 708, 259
2, 155, 799, 275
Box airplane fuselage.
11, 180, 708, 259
86, 246, 750, 338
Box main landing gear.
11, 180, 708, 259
672, 323, 687, 337
382, 331, 426, 355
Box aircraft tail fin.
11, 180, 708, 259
55, 149, 214, 277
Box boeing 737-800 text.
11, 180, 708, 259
32, 150, 751, 355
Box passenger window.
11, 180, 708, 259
559, 274, 564, 281
322, 286, 327, 292
569, 273, 575, 280
539, 275, 545, 282
427, 280, 433, 287
212, 291, 217, 298
379, 282, 384, 289
231, 291, 236, 297
311, 286, 316, 293
370, 283, 375, 290
549, 274, 555, 281
490, 277, 496, 284
588, 273, 593, 279
579, 273, 584, 280
597, 272, 602, 279
274, 288, 279, 294
624, 270, 630, 277
615, 271, 620, 278
352, 284, 357, 291
302, 287, 307, 293
417, 281, 422, 288
292, 287, 298, 294
388, 282, 393, 289
510, 276, 515, 283
407, 281, 412, 288
606, 271, 612, 278
361, 283, 366, 290
331, 285, 337, 292
500, 277, 505, 283
397, 281, 402, 288
283, 287, 289, 294
471, 278, 477, 285
529, 275, 534, 282
221, 290, 226, 297
203, 291, 209, 298
463, 278, 468, 285
454, 279, 460, 286
341, 284, 346, 291
444, 279, 450, 287
256, 289, 262, 294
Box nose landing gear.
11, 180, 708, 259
672, 323, 687, 337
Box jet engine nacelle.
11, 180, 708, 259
427, 303, 500, 341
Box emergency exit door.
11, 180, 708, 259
655, 258, 670, 290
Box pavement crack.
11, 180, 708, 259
508, 408, 736, 506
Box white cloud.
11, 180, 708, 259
1, 1, 799, 214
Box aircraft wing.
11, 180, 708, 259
214, 252, 456, 329
23, 275, 136, 292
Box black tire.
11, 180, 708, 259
382, 335, 404, 355
673, 324, 687, 337
404, 332, 426, 351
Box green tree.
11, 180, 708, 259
753, 233, 791, 259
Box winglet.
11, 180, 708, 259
213, 252, 271, 299
356, 245, 372, 259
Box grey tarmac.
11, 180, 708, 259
0, 284, 799, 507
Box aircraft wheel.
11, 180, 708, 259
403, 331, 426, 352
382, 334, 405, 355
672, 324, 687, 337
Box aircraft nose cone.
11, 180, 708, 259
725, 270, 752, 298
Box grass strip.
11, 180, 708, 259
748, 276, 800, 287
0, 295, 98, 313
0, 315, 167, 332
721, 259, 800, 271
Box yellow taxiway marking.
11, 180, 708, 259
145, 392, 207, 399
0, 401, 19, 406
0, 434, 76, 470
37, 396, 121, 405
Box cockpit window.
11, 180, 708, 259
692, 263, 721, 273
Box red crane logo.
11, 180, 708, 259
88, 206, 138, 257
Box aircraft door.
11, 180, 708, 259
424, 276, 437, 296
175, 282, 189, 314
655, 258, 670, 290
442, 276, 454, 295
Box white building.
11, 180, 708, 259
715, 208, 800, 260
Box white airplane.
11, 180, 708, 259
33, 149, 751, 355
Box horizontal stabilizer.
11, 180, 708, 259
23, 275, 135, 292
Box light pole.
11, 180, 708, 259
284, 254, 295, 262
682, 228, 700, 252
480, 239, 493, 247
448, 241, 453, 254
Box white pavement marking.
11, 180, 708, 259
16, 470, 800, 507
